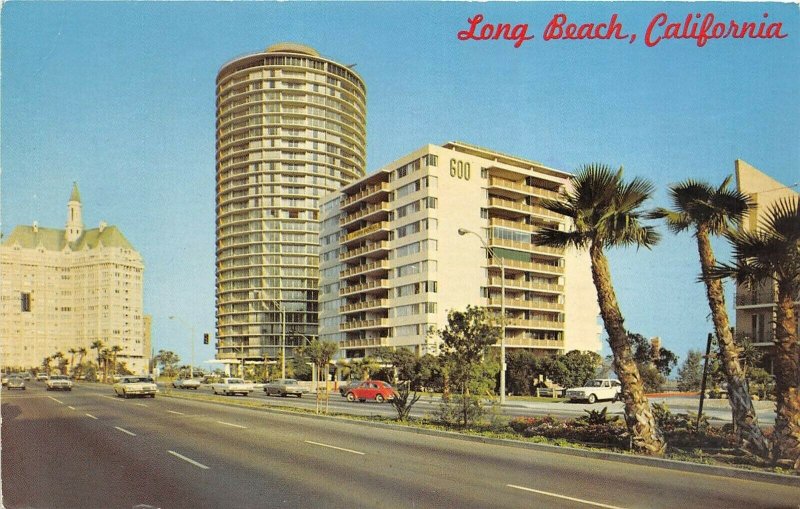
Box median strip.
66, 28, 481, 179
304, 440, 365, 455
216, 421, 247, 429
47, 396, 64, 404
114, 426, 137, 437
506, 484, 625, 509
168, 450, 210, 470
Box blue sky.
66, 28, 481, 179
2, 1, 798, 368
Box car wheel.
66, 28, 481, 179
587, 394, 597, 404
281, 392, 287, 397
123, 390, 129, 399
296, 394, 302, 398
375, 394, 385, 403
346, 392, 355, 402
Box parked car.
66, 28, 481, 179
264, 379, 309, 398
338, 380, 363, 397
46, 375, 74, 391
1, 374, 9, 386
6, 376, 25, 390
113, 376, 158, 399
566, 379, 622, 404
172, 378, 201, 390
211, 377, 253, 396
23, 372, 32, 381
36, 373, 49, 382
345, 380, 397, 403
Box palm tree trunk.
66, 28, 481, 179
589, 243, 665, 455
696, 229, 770, 457
772, 280, 800, 468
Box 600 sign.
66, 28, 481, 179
450, 159, 471, 180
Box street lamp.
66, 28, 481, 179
168, 315, 195, 379
458, 227, 507, 405
255, 291, 286, 379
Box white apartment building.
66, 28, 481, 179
0, 184, 150, 373
319, 142, 601, 358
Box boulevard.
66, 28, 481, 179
2, 382, 798, 509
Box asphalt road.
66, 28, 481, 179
2, 382, 798, 509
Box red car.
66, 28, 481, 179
345, 380, 396, 403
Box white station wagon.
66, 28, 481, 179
566, 379, 622, 404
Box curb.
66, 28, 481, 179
161, 391, 800, 488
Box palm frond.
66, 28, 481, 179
532, 227, 588, 249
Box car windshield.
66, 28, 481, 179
51, 376, 69, 380
283, 379, 297, 385
585, 380, 604, 387
126, 377, 152, 383
228, 379, 244, 383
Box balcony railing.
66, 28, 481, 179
340, 202, 391, 226
340, 260, 390, 278
340, 318, 389, 331
341, 182, 390, 208
488, 197, 562, 220
340, 241, 390, 261
488, 256, 564, 273
339, 299, 389, 314
487, 298, 564, 311
339, 279, 390, 296
344, 221, 390, 243
488, 277, 564, 293
505, 318, 565, 330
340, 336, 388, 348
488, 177, 561, 200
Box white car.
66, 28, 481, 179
114, 376, 158, 399
211, 378, 254, 396
46, 375, 74, 391
172, 378, 201, 390
566, 379, 622, 404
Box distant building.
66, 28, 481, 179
319, 142, 601, 358
0, 184, 150, 373
734, 160, 799, 372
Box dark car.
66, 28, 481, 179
345, 380, 396, 403
338, 380, 363, 397
264, 379, 309, 398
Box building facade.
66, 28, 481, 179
319, 142, 601, 358
0, 184, 150, 373
215, 43, 367, 367
734, 160, 800, 372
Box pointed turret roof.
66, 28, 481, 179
69, 182, 81, 203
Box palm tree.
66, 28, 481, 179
714, 197, 799, 467
68, 348, 77, 376
110, 345, 123, 378
76, 347, 88, 378
100, 349, 111, 382
90, 340, 104, 372
42, 355, 52, 373
533, 164, 665, 455
649, 177, 769, 457
52, 352, 66, 375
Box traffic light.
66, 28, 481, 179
203, 333, 209, 345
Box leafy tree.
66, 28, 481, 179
677, 350, 704, 392
436, 306, 500, 427
533, 164, 665, 455
650, 176, 768, 455
555, 350, 603, 389
506, 349, 540, 395
376, 346, 418, 383
714, 197, 800, 466
413, 354, 443, 392
154, 350, 180, 378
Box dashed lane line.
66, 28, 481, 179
216, 421, 247, 429
167, 410, 185, 415
85, 413, 98, 420
68, 406, 76, 410
47, 396, 64, 404
506, 485, 626, 509
167, 450, 210, 470
135, 403, 148, 407
114, 426, 137, 437
304, 440, 365, 456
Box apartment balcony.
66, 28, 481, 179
504, 336, 564, 349
735, 290, 778, 307
505, 318, 564, 330
340, 241, 391, 262
488, 257, 564, 274
342, 221, 391, 245
489, 218, 538, 234
339, 202, 391, 228
488, 277, 564, 294
487, 197, 562, 221
488, 298, 564, 312
339, 279, 391, 297
340, 318, 390, 331
341, 182, 390, 210
340, 260, 390, 279
339, 299, 390, 314
340, 337, 389, 349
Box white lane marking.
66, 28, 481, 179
47, 396, 64, 404
167, 410, 185, 415
114, 426, 137, 437
135, 403, 148, 407
506, 485, 626, 509
168, 450, 210, 470
216, 421, 247, 429
85, 413, 99, 420
304, 440, 365, 456
68, 406, 76, 410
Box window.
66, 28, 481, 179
21, 292, 31, 312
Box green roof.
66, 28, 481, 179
2, 225, 134, 251
69, 182, 81, 203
